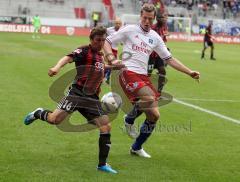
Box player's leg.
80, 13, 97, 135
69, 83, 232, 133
201, 41, 207, 59
36, 26, 40, 38
79, 96, 117, 174
130, 85, 159, 158
210, 43, 216, 60
32, 26, 37, 38
123, 57, 156, 138
24, 107, 69, 125
155, 57, 166, 93
104, 69, 111, 84
124, 104, 142, 139
94, 116, 117, 174
24, 91, 77, 125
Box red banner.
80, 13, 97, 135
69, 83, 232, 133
0, 23, 90, 36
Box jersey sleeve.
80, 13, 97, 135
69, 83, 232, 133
153, 35, 172, 61
106, 25, 129, 46
66, 47, 85, 62
106, 27, 111, 36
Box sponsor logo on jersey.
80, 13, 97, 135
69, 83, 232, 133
132, 44, 151, 54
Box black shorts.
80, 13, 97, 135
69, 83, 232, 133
148, 55, 166, 74
204, 40, 213, 47
57, 85, 106, 122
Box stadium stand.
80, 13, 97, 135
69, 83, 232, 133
0, 0, 239, 35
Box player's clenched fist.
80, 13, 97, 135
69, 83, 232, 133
48, 67, 59, 77
190, 71, 200, 80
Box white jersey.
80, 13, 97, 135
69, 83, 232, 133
106, 24, 172, 75
107, 27, 119, 50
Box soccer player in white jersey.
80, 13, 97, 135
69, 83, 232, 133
104, 3, 200, 158
104, 18, 122, 84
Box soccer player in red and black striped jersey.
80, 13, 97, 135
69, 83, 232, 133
201, 21, 216, 60
148, 9, 169, 91
24, 26, 123, 174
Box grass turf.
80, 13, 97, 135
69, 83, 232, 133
0, 32, 240, 181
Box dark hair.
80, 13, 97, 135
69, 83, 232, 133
141, 3, 156, 17
89, 26, 107, 40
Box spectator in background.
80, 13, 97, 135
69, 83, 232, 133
202, 2, 208, 17
223, 0, 227, 19
212, 2, 218, 16
22, 7, 30, 15
18, 5, 22, 15
117, 0, 124, 8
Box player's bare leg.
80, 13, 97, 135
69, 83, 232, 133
130, 86, 159, 158
124, 66, 166, 139
24, 108, 68, 125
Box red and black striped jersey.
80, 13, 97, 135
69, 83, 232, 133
204, 25, 212, 41
150, 23, 168, 58
152, 23, 168, 43
67, 44, 104, 96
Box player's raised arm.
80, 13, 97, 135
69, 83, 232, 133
48, 56, 72, 77
167, 57, 200, 80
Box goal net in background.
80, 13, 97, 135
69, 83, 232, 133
120, 14, 192, 39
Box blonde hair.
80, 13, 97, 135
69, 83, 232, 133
141, 3, 156, 17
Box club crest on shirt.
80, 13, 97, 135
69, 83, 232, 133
126, 82, 139, 92
149, 39, 153, 44
74, 49, 82, 54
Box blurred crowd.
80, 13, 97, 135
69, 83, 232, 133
138, 0, 240, 19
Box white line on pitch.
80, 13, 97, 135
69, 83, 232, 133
173, 98, 240, 125
176, 98, 240, 103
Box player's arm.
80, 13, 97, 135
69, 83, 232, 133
105, 63, 125, 70
103, 41, 116, 64
167, 57, 200, 80
154, 36, 200, 80
164, 32, 170, 37
103, 25, 128, 63
48, 56, 72, 77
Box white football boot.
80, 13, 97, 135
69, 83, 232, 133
124, 122, 138, 139
130, 148, 151, 158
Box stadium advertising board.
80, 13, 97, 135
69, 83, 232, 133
0, 23, 90, 36
0, 23, 239, 44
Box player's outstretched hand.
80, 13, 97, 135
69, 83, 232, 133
190, 71, 200, 82
48, 67, 59, 77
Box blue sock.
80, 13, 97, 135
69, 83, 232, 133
125, 104, 143, 124
132, 120, 156, 150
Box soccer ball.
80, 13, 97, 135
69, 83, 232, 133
101, 92, 122, 113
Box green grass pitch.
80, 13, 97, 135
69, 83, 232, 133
0, 32, 240, 181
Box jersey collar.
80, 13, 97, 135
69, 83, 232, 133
139, 24, 150, 33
